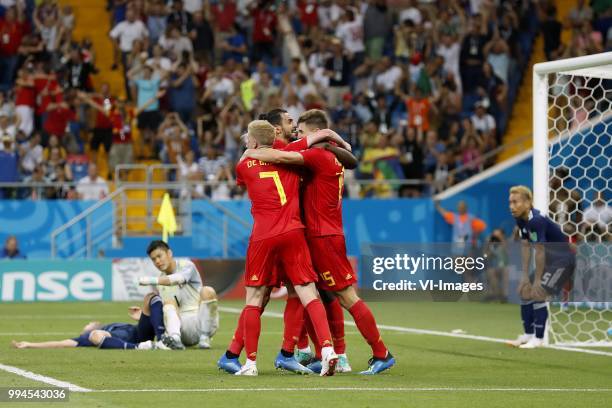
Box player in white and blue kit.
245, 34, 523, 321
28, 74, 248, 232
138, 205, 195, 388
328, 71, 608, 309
139, 240, 219, 350
507, 185, 575, 349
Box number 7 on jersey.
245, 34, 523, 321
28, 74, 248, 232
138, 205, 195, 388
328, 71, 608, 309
259, 171, 287, 205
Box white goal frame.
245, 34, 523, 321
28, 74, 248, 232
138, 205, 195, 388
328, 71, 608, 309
533, 52, 612, 347
533, 51, 612, 212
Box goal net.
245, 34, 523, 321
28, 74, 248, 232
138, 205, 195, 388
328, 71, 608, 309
533, 52, 612, 347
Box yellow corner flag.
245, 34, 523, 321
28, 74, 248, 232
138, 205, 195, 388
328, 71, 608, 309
157, 193, 177, 243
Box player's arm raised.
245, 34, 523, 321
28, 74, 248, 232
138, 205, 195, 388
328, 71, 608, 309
243, 148, 304, 165
307, 129, 352, 151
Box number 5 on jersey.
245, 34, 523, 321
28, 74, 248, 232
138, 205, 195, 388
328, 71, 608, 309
259, 171, 287, 205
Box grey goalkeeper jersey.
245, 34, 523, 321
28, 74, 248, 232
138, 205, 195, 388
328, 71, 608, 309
158, 259, 202, 313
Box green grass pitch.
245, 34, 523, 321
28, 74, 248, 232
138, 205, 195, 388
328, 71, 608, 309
0, 301, 610, 408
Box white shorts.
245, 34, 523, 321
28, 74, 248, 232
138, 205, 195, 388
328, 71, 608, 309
180, 311, 200, 346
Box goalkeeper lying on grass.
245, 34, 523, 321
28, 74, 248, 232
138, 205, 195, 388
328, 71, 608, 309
12, 293, 168, 350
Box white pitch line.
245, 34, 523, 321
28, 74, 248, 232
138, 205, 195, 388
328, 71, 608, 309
218, 307, 612, 358
85, 387, 612, 393
0, 363, 90, 392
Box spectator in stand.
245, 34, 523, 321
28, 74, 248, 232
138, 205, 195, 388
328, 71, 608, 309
363, 0, 392, 61
110, 7, 149, 95
62, 46, 96, 91
177, 150, 204, 198
129, 64, 163, 158
220, 23, 247, 64
325, 39, 351, 108
541, 4, 563, 60
167, 0, 194, 37
470, 101, 496, 143
76, 163, 109, 201
168, 61, 199, 124
191, 10, 214, 64
0, 134, 19, 198
19, 132, 43, 175
459, 14, 488, 93
484, 31, 510, 85
0, 4, 27, 91
158, 112, 190, 164
1, 236, 26, 259
24, 164, 49, 200
159, 24, 193, 59
42, 98, 76, 144
210, 0, 237, 60
14, 66, 36, 136
460, 129, 484, 178
198, 145, 233, 199
250, 0, 277, 63
216, 100, 247, 162
0, 110, 17, 144
145, 0, 167, 46
336, 8, 365, 66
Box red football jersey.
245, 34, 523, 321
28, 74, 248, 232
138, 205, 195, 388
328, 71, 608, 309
299, 147, 345, 237
236, 159, 304, 242
272, 137, 307, 151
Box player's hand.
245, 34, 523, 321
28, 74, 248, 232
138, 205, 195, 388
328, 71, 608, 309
12, 340, 29, 349
518, 277, 532, 300
531, 283, 547, 300
138, 276, 159, 286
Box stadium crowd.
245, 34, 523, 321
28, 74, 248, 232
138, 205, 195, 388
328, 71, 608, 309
0, 0, 610, 199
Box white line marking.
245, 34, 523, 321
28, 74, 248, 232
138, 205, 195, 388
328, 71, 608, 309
85, 387, 612, 393
0, 333, 76, 336
218, 307, 612, 357
0, 363, 90, 392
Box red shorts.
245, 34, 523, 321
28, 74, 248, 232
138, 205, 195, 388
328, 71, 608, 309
245, 229, 318, 287
307, 235, 357, 291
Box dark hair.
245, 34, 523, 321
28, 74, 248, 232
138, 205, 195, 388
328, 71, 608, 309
261, 108, 287, 126
147, 240, 170, 255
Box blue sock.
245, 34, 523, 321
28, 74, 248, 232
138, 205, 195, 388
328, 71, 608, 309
520, 301, 535, 335
100, 336, 136, 350
149, 295, 165, 341
533, 302, 548, 339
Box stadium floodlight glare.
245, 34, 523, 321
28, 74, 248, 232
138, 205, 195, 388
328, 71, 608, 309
533, 52, 612, 347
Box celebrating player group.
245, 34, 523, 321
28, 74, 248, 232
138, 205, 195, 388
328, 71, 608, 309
216, 108, 395, 376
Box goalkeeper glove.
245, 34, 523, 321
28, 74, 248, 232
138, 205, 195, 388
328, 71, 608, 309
138, 276, 159, 286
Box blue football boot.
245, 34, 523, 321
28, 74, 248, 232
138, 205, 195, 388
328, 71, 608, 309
217, 353, 242, 374
274, 352, 314, 375
359, 352, 396, 375
306, 359, 322, 374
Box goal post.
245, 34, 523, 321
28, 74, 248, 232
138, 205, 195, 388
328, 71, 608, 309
532, 52, 612, 347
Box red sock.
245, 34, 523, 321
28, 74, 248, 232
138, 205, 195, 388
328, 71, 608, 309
281, 297, 304, 353
228, 309, 246, 355
297, 322, 309, 349
243, 305, 262, 361
304, 312, 321, 359
324, 297, 346, 355
305, 299, 333, 351
349, 300, 387, 359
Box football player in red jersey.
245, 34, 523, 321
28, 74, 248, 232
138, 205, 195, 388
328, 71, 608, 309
219, 110, 356, 375
226, 120, 339, 377
242, 110, 396, 375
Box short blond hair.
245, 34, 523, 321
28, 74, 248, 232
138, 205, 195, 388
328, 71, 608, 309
510, 185, 533, 202
248, 120, 275, 146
